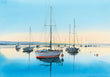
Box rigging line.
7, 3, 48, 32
76, 33, 79, 45
43, 6, 50, 44
44, 6, 49, 27
29, 26, 31, 47
52, 8, 56, 26
52, 23, 58, 45
69, 24, 71, 47
54, 25, 62, 43
73, 18, 75, 47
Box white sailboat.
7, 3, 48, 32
66, 18, 79, 53
35, 6, 63, 58
23, 27, 34, 52
15, 41, 21, 49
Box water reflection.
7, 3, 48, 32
23, 50, 33, 70
15, 48, 20, 51
67, 51, 79, 71
1, 46, 110, 77
37, 57, 64, 77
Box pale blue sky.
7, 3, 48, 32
0, 0, 110, 42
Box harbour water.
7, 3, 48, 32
0, 45, 110, 77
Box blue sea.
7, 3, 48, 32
0, 45, 110, 77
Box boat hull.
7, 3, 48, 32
16, 45, 21, 49
35, 50, 62, 58
36, 55, 59, 58
66, 47, 79, 53
23, 46, 34, 52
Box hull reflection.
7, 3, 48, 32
37, 57, 64, 77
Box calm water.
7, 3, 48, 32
0, 45, 110, 77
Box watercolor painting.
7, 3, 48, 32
0, 0, 110, 77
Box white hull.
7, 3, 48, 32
35, 50, 62, 58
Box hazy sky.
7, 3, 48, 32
0, 0, 110, 43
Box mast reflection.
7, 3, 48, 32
67, 51, 79, 71
23, 50, 33, 70
37, 57, 64, 77
15, 48, 20, 51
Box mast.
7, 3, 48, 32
69, 24, 71, 47
29, 26, 31, 47
73, 18, 75, 47
50, 6, 52, 50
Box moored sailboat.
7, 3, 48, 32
66, 18, 79, 53
15, 41, 21, 49
66, 24, 71, 51
35, 6, 63, 58
23, 27, 34, 52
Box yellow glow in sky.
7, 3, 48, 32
0, 31, 110, 43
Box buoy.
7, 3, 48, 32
96, 54, 99, 56
61, 54, 64, 57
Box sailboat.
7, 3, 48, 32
35, 6, 63, 58
15, 41, 21, 49
66, 18, 79, 53
23, 27, 34, 52
65, 24, 71, 51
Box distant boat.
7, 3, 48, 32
36, 45, 40, 48
15, 42, 21, 49
66, 19, 79, 53
85, 44, 87, 47
57, 44, 60, 47
23, 46, 34, 52
23, 27, 34, 52
65, 24, 71, 51
35, 6, 63, 58
64, 44, 66, 47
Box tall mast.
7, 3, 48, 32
69, 24, 71, 47
73, 18, 75, 47
50, 6, 52, 50
29, 26, 31, 47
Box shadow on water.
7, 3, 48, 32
37, 57, 64, 77
67, 51, 79, 72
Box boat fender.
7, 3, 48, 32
96, 54, 99, 56
61, 54, 64, 57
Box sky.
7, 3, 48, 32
0, 0, 110, 43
